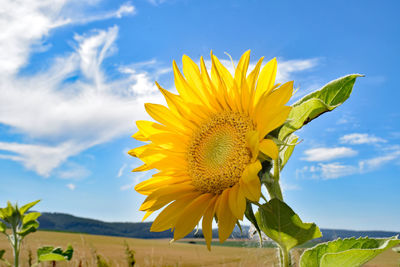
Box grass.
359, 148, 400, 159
0, 230, 398, 266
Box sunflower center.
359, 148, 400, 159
187, 112, 254, 194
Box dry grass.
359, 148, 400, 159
0, 230, 398, 266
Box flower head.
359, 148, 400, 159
130, 51, 293, 250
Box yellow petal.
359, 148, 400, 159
246, 56, 264, 114
236, 186, 246, 219
134, 175, 191, 195
257, 106, 292, 139
202, 196, 218, 251
145, 103, 189, 134
133, 120, 168, 141
217, 189, 237, 243
173, 60, 205, 106
173, 193, 213, 240
246, 130, 260, 162
142, 210, 153, 221
182, 55, 215, 110
139, 183, 195, 211
254, 57, 277, 105
259, 139, 279, 160
234, 50, 251, 89
240, 161, 262, 202
228, 184, 244, 220
150, 192, 201, 232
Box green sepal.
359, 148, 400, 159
393, 246, 400, 253
279, 134, 299, 171
279, 74, 362, 141
244, 201, 262, 244
255, 198, 321, 251
22, 212, 41, 225
300, 236, 400, 267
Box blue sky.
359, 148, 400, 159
0, 0, 399, 232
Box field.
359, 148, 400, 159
0, 230, 398, 266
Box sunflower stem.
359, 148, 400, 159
263, 159, 283, 201
278, 244, 290, 267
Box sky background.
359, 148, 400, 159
0, 0, 399, 232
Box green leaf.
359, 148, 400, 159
37, 245, 74, 262
39, 253, 67, 262
18, 220, 39, 237
255, 198, 321, 251
19, 200, 40, 215
0, 221, 6, 233
278, 134, 298, 171
0, 249, 5, 259
393, 246, 400, 253
22, 212, 41, 225
279, 74, 362, 141
300, 236, 400, 267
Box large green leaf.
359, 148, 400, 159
300, 236, 400, 267
19, 200, 40, 215
255, 198, 321, 251
279, 74, 362, 141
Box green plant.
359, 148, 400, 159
32, 245, 74, 266
124, 241, 136, 266
0, 200, 41, 267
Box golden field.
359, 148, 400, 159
0, 230, 398, 266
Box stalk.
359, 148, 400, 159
12, 225, 19, 267
279, 245, 290, 267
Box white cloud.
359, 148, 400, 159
0, 141, 82, 176
298, 146, 400, 179
117, 163, 127, 178
340, 133, 387, 145
57, 163, 91, 180
0, 0, 134, 76
276, 58, 319, 82
302, 147, 358, 162
359, 147, 400, 172
66, 183, 76, 190
0, 1, 164, 176
318, 162, 359, 179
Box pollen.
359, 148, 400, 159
188, 112, 254, 194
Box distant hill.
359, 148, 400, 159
38, 212, 399, 241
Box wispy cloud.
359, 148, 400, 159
66, 183, 76, 190
340, 133, 387, 145
57, 163, 91, 180
302, 147, 358, 162
359, 146, 400, 172
117, 163, 127, 178
297, 146, 400, 179
0, 1, 164, 176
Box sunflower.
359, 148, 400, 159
130, 50, 293, 250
